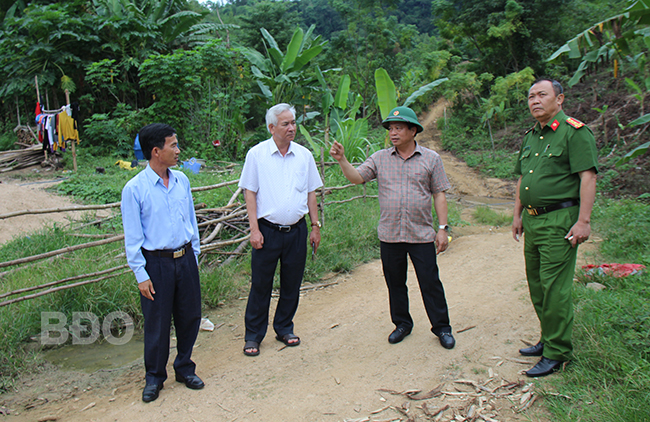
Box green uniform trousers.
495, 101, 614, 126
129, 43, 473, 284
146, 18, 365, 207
522, 205, 579, 361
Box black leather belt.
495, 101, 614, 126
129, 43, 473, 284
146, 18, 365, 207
525, 200, 579, 216
142, 242, 192, 259
259, 217, 304, 233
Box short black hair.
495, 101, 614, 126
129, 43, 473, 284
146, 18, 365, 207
531, 78, 563, 96
138, 123, 176, 160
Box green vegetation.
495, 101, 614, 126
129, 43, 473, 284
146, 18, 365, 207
542, 197, 650, 421
0, 0, 648, 419
472, 205, 512, 227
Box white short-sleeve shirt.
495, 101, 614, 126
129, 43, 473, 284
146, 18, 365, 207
239, 138, 323, 225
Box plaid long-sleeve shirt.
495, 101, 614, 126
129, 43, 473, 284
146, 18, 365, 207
357, 143, 451, 243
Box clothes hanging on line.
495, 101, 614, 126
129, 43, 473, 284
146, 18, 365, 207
35, 103, 80, 153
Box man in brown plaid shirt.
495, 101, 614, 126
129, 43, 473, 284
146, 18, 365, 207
330, 106, 455, 349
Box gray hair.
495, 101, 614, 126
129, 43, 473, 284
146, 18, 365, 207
531, 78, 564, 96
265, 103, 296, 133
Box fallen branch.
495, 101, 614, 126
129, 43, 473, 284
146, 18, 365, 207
68, 233, 118, 239
197, 208, 248, 228
0, 264, 130, 299
0, 180, 240, 220
200, 234, 251, 253
220, 238, 250, 266
0, 202, 121, 220
70, 214, 119, 231
325, 195, 378, 205
299, 280, 339, 291
190, 179, 239, 192
0, 235, 124, 269
0, 269, 131, 307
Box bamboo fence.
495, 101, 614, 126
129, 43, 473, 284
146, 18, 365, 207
0, 160, 376, 306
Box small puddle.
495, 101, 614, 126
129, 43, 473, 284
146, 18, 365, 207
43, 335, 144, 373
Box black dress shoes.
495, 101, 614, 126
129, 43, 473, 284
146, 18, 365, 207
175, 373, 205, 390
525, 357, 565, 377
142, 383, 163, 402
388, 327, 411, 344
519, 342, 544, 356
438, 332, 456, 349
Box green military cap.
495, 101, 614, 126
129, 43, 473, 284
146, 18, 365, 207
381, 106, 424, 133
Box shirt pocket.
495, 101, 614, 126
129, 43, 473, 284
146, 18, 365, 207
294, 170, 307, 192
171, 192, 189, 223
540, 146, 565, 174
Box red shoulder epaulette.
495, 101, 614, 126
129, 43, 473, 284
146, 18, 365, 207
566, 117, 584, 129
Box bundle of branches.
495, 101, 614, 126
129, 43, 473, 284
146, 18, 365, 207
196, 187, 250, 265
0, 145, 43, 173
13, 125, 38, 146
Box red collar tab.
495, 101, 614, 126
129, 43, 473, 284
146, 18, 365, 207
550, 119, 560, 131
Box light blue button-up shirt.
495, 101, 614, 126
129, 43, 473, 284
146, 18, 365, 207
121, 165, 200, 283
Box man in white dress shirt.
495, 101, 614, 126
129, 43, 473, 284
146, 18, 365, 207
238, 103, 323, 356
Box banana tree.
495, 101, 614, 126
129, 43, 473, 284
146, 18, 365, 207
548, 0, 650, 86
299, 115, 372, 163
374, 68, 448, 146
243, 25, 327, 105
300, 69, 364, 161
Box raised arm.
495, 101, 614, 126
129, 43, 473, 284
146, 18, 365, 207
329, 141, 365, 185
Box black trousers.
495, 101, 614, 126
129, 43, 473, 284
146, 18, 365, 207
141, 250, 201, 385
380, 241, 451, 336
245, 219, 307, 343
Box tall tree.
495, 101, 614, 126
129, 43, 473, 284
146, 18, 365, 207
236, 0, 302, 53
431, 0, 568, 76
0, 1, 99, 108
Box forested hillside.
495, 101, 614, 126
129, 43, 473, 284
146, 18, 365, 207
0, 0, 647, 194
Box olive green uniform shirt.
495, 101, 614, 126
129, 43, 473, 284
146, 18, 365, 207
514, 110, 598, 207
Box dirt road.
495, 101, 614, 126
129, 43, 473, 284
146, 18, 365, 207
0, 105, 584, 421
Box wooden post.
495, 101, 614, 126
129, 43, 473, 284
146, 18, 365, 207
65, 89, 77, 172
35, 76, 47, 161
319, 147, 325, 225
15, 97, 21, 127
363, 145, 369, 202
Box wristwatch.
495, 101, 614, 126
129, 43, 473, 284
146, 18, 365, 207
438, 224, 450, 232
311, 220, 322, 228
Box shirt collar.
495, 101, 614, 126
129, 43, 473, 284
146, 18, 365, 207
534, 110, 566, 133
144, 163, 175, 187
267, 137, 294, 156
389, 141, 423, 159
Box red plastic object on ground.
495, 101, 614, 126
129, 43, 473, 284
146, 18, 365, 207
582, 263, 646, 278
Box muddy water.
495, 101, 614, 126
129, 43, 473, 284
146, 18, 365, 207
43, 335, 144, 372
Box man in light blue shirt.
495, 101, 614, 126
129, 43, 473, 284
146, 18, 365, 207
239, 103, 323, 356
121, 123, 204, 402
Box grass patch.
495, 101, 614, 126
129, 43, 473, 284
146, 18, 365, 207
539, 197, 650, 421
472, 205, 512, 227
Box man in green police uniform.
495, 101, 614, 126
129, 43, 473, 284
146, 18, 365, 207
512, 79, 598, 377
